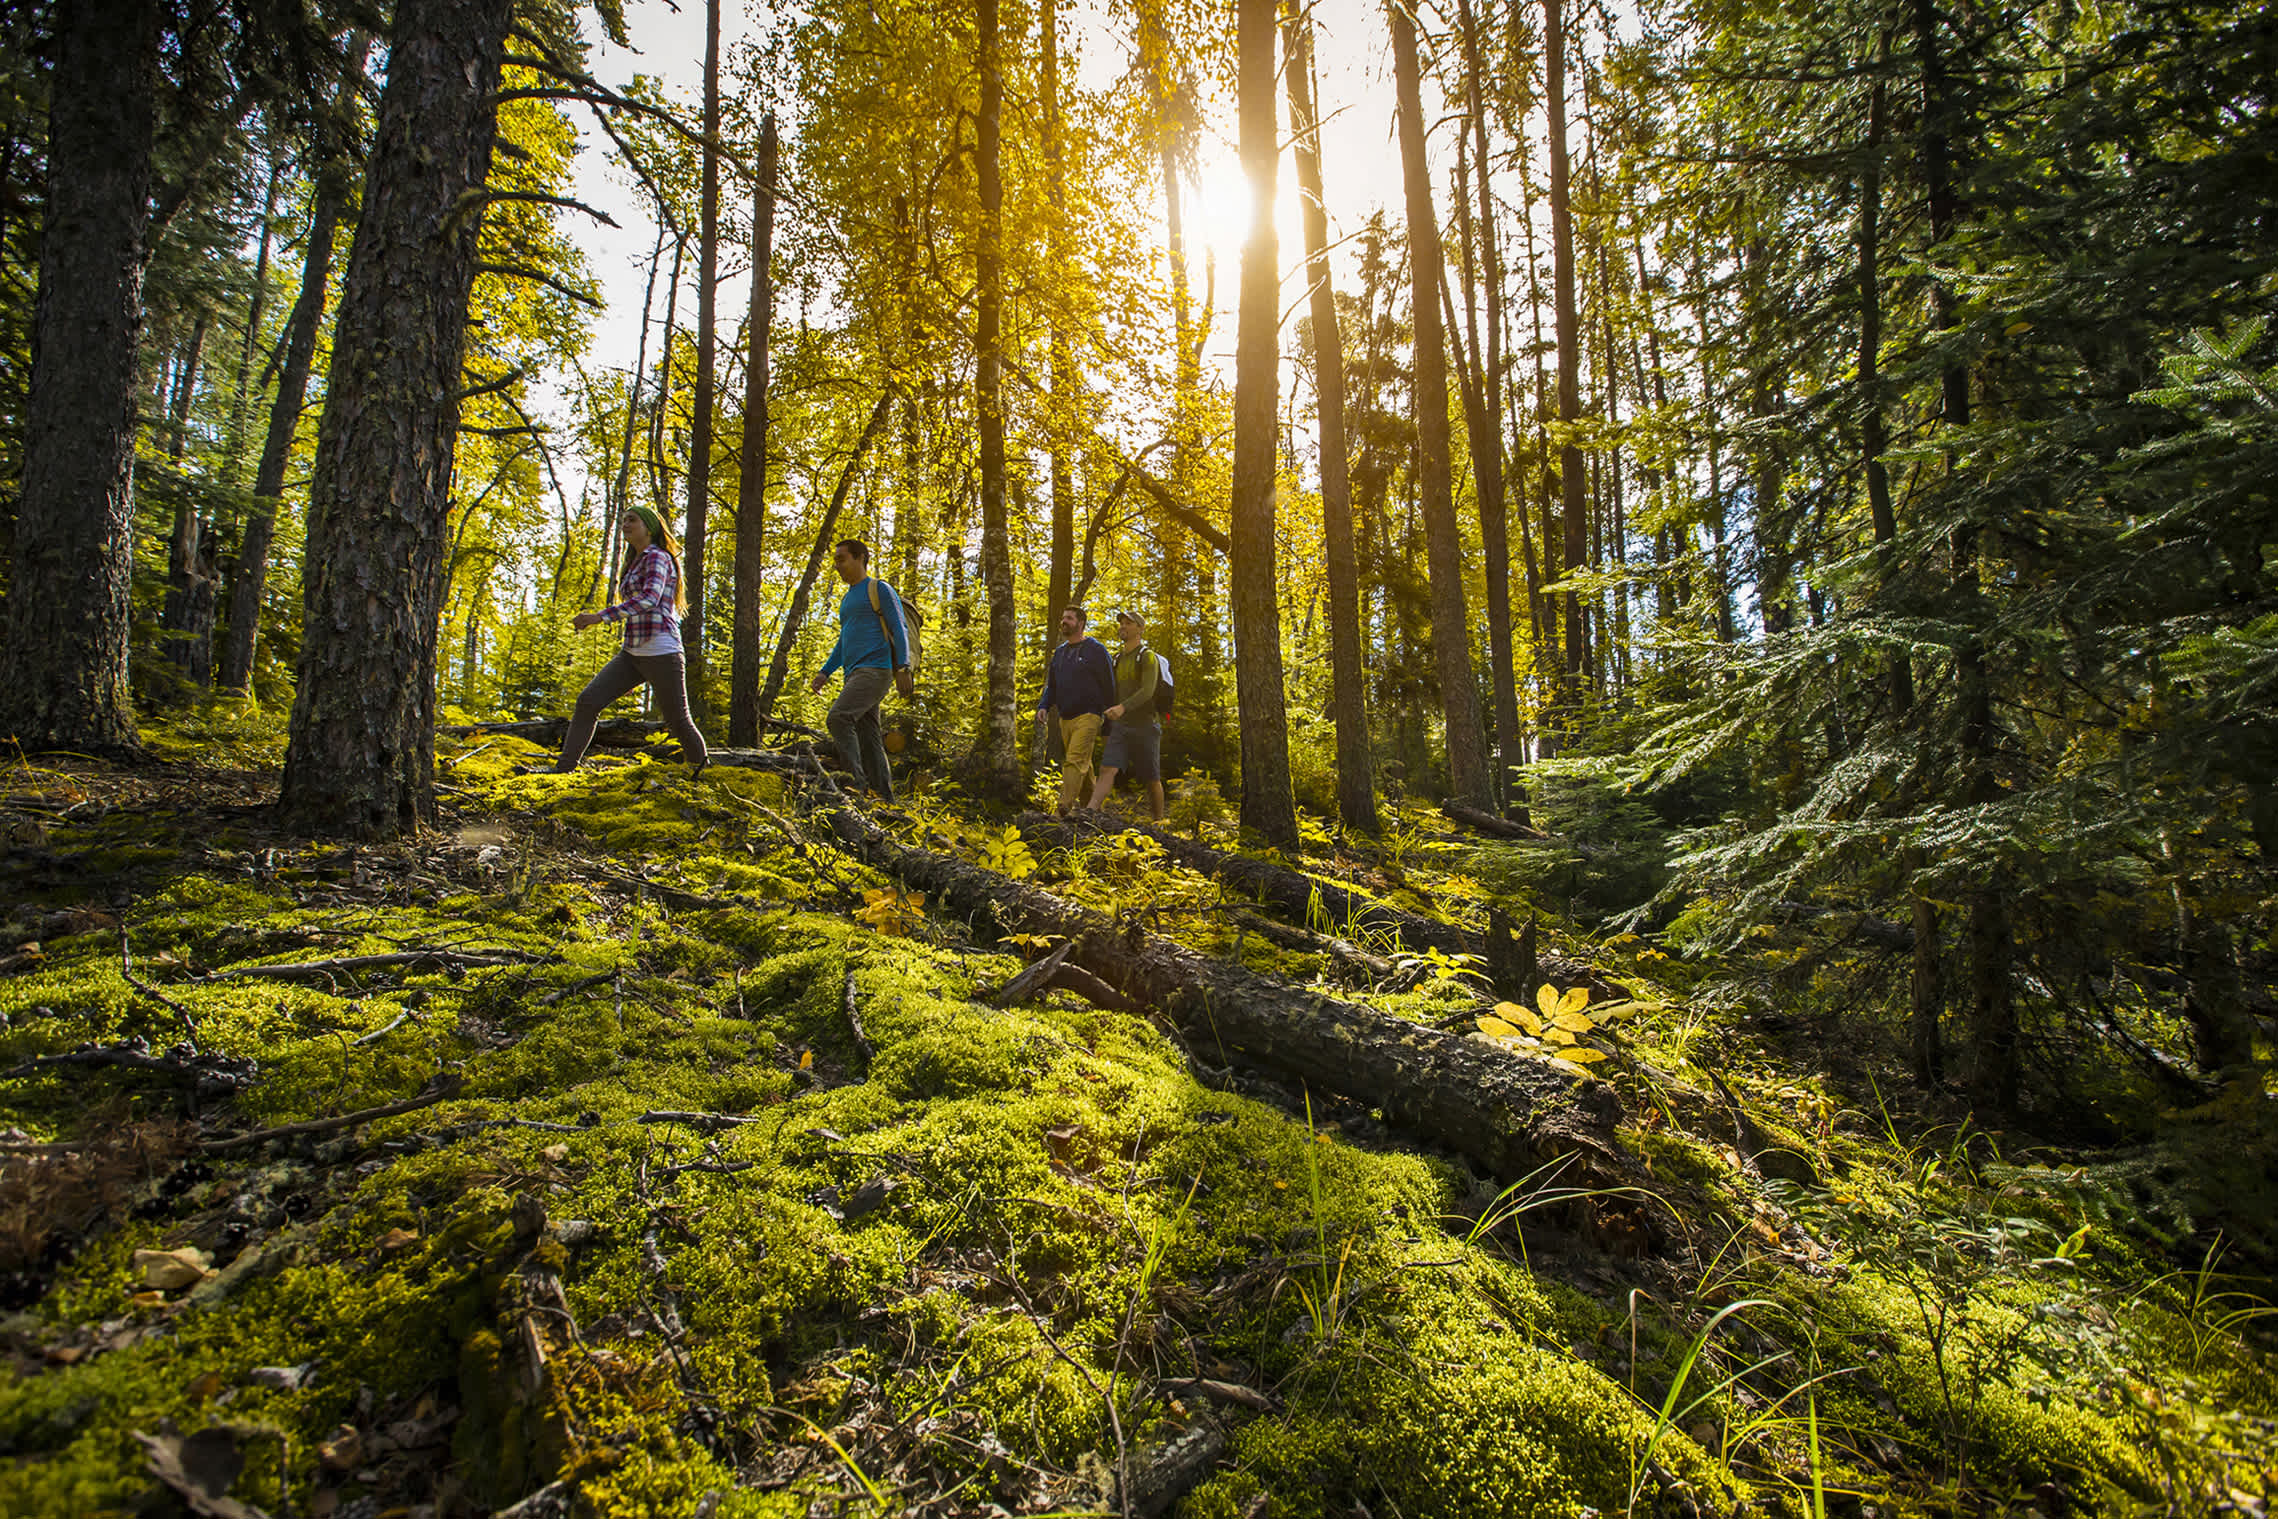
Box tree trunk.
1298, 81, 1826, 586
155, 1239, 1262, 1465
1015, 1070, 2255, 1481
1457, 0, 1523, 820
0, 0, 160, 753
1544, 0, 1590, 729
219, 146, 283, 489
600, 224, 667, 606
753, 394, 895, 721
967, 0, 1020, 794
728, 114, 778, 748
1229, 0, 1297, 846
681, 0, 723, 716
824, 805, 1626, 1181
275, 0, 511, 838
160, 314, 212, 676
221, 39, 367, 694
1285, 10, 1377, 835
1042, 2, 1076, 640
1387, 0, 1492, 808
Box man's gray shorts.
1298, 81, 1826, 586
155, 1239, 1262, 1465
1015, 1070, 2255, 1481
1100, 718, 1161, 782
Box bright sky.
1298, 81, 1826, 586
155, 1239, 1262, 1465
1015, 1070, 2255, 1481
556, 0, 1441, 430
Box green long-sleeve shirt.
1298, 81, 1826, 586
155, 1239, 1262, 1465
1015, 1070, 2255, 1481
1110, 641, 1159, 723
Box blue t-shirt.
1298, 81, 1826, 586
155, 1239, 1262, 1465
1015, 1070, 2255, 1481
821, 577, 911, 677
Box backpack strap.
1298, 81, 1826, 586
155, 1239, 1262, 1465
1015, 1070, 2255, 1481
867, 578, 899, 667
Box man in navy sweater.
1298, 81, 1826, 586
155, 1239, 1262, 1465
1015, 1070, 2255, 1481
809, 538, 911, 799
1035, 606, 1116, 815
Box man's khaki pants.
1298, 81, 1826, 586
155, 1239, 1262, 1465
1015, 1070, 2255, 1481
1058, 712, 1102, 814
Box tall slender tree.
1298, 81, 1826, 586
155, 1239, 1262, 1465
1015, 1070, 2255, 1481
1041, 0, 1076, 637
1388, 0, 1493, 806
681, 0, 723, 713
1230, 0, 1296, 845
0, 0, 161, 752
1285, 2, 1377, 833
967, 0, 1020, 793
223, 37, 370, 693
1543, 0, 1590, 732
276, 0, 513, 836
729, 113, 778, 748
1456, 0, 1523, 817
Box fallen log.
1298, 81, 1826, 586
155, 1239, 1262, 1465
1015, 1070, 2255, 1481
208, 949, 550, 983
1018, 812, 1620, 999
1440, 800, 1550, 842
818, 805, 1624, 1180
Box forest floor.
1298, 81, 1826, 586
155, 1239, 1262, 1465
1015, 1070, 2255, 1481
0, 715, 2274, 1519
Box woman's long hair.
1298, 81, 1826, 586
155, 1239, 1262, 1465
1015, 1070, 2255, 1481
623, 510, 689, 614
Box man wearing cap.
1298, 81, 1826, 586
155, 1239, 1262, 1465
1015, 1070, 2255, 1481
1035, 605, 1116, 816
1090, 609, 1166, 820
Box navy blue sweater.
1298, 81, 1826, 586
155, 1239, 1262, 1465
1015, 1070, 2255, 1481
1037, 636, 1116, 720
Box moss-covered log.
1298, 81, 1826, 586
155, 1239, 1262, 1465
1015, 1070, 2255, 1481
819, 804, 1625, 1179
1016, 812, 1617, 996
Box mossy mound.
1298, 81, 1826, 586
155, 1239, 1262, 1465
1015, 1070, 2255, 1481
0, 744, 2270, 1517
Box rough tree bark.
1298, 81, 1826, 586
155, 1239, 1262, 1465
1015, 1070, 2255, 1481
681, 0, 723, 715
0, 0, 160, 753
275, 0, 512, 837
967, 0, 1020, 794
1387, 0, 1493, 808
728, 114, 778, 749
1230, 0, 1297, 847
1284, 9, 1378, 834
822, 805, 1625, 1180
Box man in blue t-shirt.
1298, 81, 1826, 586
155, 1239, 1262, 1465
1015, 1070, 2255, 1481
1034, 606, 1115, 816
809, 538, 910, 800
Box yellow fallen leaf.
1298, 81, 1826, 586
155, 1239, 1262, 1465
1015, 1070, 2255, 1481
798, 1049, 814, 1070
1492, 1000, 1543, 1036
1477, 1015, 1521, 1038
133, 1248, 211, 1292
1561, 1047, 1608, 1064
377, 1227, 419, 1252
1553, 1010, 1596, 1032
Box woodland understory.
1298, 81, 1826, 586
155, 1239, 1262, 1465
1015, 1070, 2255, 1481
0, 723, 2272, 1519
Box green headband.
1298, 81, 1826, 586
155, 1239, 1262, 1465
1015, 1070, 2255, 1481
627, 505, 667, 549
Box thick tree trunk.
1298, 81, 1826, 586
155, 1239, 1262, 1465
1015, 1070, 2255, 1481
968, 0, 1020, 795
1285, 12, 1377, 834
1544, 0, 1590, 727
1230, 0, 1297, 846
222, 79, 359, 694
0, 0, 160, 752
753, 394, 895, 721
275, 0, 511, 838
823, 805, 1626, 1180
681, 0, 723, 715
728, 115, 778, 748
1387, 0, 1492, 808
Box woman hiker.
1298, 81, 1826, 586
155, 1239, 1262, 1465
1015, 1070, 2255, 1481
534, 506, 709, 778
